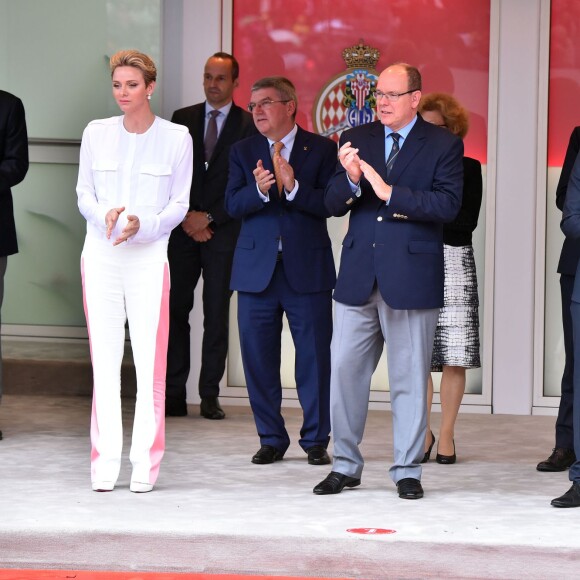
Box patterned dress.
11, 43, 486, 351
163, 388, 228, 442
431, 156, 483, 371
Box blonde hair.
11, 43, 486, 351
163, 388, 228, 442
110, 50, 157, 86
419, 92, 469, 139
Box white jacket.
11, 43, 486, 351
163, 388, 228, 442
77, 115, 192, 245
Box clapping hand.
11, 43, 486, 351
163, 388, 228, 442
359, 159, 392, 202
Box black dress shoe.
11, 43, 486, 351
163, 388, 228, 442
551, 482, 580, 508
313, 471, 361, 495
200, 397, 225, 420
165, 398, 188, 417
251, 445, 284, 464
397, 477, 424, 499
306, 446, 331, 465
422, 431, 435, 463
537, 448, 576, 472
436, 440, 456, 464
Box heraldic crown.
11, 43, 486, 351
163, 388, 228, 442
342, 40, 380, 70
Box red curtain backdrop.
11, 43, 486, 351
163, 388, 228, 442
548, 0, 580, 166
232, 0, 489, 162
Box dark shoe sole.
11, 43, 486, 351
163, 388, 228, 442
398, 490, 424, 499
313, 478, 361, 495
308, 457, 331, 465
436, 454, 456, 465
200, 411, 225, 420
397, 478, 424, 499
251, 451, 284, 464
551, 500, 580, 508
307, 449, 331, 465
537, 464, 570, 472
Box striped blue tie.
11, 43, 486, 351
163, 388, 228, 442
386, 133, 401, 177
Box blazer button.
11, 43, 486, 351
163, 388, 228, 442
377, 216, 383, 222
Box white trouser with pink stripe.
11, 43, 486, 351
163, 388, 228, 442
81, 237, 169, 489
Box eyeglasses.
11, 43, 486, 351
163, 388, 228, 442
375, 89, 419, 102
247, 99, 291, 112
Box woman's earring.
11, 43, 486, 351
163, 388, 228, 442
147, 94, 152, 100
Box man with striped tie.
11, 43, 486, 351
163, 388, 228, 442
315, 63, 463, 499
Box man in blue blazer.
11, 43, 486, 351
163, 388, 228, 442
225, 76, 337, 466
537, 127, 580, 472
314, 63, 463, 499
554, 150, 580, 507
0, 90, 29, 441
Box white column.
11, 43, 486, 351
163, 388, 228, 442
491, 0, 545, 414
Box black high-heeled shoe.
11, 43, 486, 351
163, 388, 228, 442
421, 431, 435, 463
436, 440, 456, 464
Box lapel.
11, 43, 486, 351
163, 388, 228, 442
366, 122, 388, 182
288, 125, 310, 175
387, 115, 427, 184
192, 104, 206, 152
256, 135, 280, 200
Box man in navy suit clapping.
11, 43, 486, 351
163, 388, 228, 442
225, 77, 337, 467
314, 63, 463, 499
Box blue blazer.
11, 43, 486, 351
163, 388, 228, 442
561, 153, 580, 306
560, 150, 580, 240
325, 115, 463, 309
557, 127, 580, 276
225, 126, 337, 294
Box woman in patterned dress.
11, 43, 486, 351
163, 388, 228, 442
418, 93, 483, 464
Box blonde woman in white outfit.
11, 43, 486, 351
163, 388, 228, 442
77, 50, 193, 493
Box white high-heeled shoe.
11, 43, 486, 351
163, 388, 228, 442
130, 481, 153, 493
92, 481, 115, 492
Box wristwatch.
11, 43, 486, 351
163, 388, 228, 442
206, 212, 214, 224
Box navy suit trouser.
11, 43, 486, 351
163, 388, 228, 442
568, 293, 580, 481
558, 274, 575, 450
237, 261, 331, 453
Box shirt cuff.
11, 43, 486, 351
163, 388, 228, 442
257, 183, 270, 202
284, 179, 299, 201
347, 174, 362, 197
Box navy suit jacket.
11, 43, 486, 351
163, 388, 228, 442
225, 125, 337, 294
557, 126, 580, 276
560, 150, 580, 238
325, 115, 463, 309
0, 90, 29, 257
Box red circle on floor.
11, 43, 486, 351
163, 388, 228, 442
347, 528, 396, 535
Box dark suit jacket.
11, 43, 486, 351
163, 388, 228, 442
170, 102, 257, 251
225, 126, 337, 294
0, 90, 29, 257
557, 127, 580, 276
442, 156, 482, 247
325, 114, 463, 309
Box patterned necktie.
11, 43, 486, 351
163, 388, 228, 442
273, 141, 284, 196
204, 110, 220, 163
386, 132, 401, 177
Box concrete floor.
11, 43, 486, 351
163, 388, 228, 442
1, 394, 579, 579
